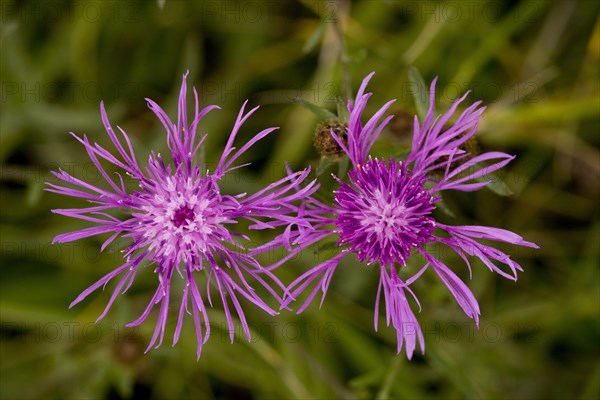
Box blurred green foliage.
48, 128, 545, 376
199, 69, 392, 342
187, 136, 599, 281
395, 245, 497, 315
1, 0, 599, 399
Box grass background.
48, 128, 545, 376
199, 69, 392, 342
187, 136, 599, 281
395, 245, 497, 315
1, 0, 599, 399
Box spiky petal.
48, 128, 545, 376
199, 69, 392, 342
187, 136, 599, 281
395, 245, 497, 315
47, 72, 318, 359
282, 72, 538, 359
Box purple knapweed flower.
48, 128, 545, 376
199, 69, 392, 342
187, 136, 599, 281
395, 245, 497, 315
277, 72, 538, 359
46, 72, 317, 358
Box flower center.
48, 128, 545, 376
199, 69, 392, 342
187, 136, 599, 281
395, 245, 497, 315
172, 205, 195, 228
334, 157, 436, 267
134, 173, 229, 263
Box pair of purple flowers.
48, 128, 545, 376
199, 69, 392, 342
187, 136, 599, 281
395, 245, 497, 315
48, 71, 537, 359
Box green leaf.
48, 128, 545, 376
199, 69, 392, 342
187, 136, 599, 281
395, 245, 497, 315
392, 149, 411, 162
480, 173, 514, 196
0, 20, 18, 48
316, 156, 334, 176
408, 66, 431, 120
109, 364, 135, 400
293, 98, 337, 120
337, 155, 349, 177
26, 180, 43, 206
436, 198, 455, 218
314, 241, 344, 261
315, 241, 338, 252
376, 356, 402, 400
303, 18, 328, 54
337, 97, 350, 121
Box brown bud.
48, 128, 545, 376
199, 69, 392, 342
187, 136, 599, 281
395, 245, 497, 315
314, 120, 348, 160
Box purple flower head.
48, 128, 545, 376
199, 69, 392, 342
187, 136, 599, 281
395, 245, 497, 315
282, 72, 538, 359
335, 159, 436, 267
46, 72, 317, 359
